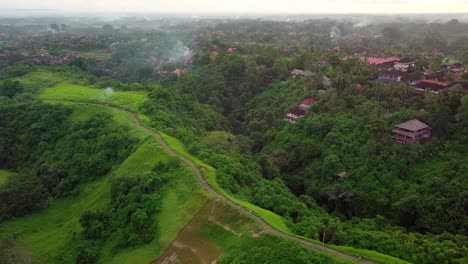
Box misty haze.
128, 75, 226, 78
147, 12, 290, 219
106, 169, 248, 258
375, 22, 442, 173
0, 1, 467, 264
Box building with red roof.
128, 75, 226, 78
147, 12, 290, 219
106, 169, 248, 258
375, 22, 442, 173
285, 108, 306, 123
364, 57, 400, 69
299, 98, 315, 110
415, 80, 449, 93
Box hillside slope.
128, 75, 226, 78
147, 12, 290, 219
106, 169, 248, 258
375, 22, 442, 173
0, 77, 406, 264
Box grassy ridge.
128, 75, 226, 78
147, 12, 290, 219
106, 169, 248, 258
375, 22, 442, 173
330, 246, 411, 264
48, 101, 149, 139
35, 84, 406, 263
159, 132, 292, 234
159, 127, 408, 264
39, 84, 147, 112
15, 71, 70, 90
0, 104, 207, 264
98, 140, 208, 264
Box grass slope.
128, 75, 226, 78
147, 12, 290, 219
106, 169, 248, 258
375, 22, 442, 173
31, 84, 404, 263
48, 101, 148, 139
98, 140, 208, 264
39, 82, 295, 236
0, 169, 111, 263
39, 84, 147, 112
156, 199, 262, 264
14, 70, 85, 92
0, 104, 206, 264
159, 121, 407, 264
159, 132, 291, 234
330, 246, 411, 264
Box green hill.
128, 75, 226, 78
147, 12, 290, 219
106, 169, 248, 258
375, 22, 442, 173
0, 79, 407, 264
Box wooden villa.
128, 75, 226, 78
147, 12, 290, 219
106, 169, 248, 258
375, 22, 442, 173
393, 119, 431, 145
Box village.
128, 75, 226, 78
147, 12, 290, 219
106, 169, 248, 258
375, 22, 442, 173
282, 47, 467, 145
1, 19, 467, 150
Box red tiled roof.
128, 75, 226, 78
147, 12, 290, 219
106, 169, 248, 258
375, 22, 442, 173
300, 98, 315, 106
365, 57, 400, 65
418, 80, 449, 87
287, 108, 306, 117
416, 79, 449, 92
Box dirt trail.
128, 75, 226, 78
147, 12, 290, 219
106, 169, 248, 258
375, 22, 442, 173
47, 100, 375, 264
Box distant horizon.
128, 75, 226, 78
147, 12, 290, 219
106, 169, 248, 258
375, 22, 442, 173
2, 0, 468, 15
1, 8, 468, 17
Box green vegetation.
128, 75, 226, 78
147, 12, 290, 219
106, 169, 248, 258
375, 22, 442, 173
69, 51, 112, 61
39, 83, 147, 111
0, 103, 136, 218
158, 199, 348, 264
95, 138, 208, 264
0, 102, 206, 264
51, 101, 150, 139
0, 169, 112, 263
77, 174, 165, 262
0, 170, 14, 188
160, 132, 292, 234
2, 16, 468, 264
330, 246, 411, 264
0, 80, 23, 98
153, 43, 466, 263
220, 235, 353, 264
13, 69, 88, 91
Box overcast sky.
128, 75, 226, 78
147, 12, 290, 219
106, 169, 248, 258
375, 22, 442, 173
2, 0, 468, 14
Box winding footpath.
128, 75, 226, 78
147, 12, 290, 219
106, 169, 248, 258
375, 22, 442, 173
47, 99, 375, 264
